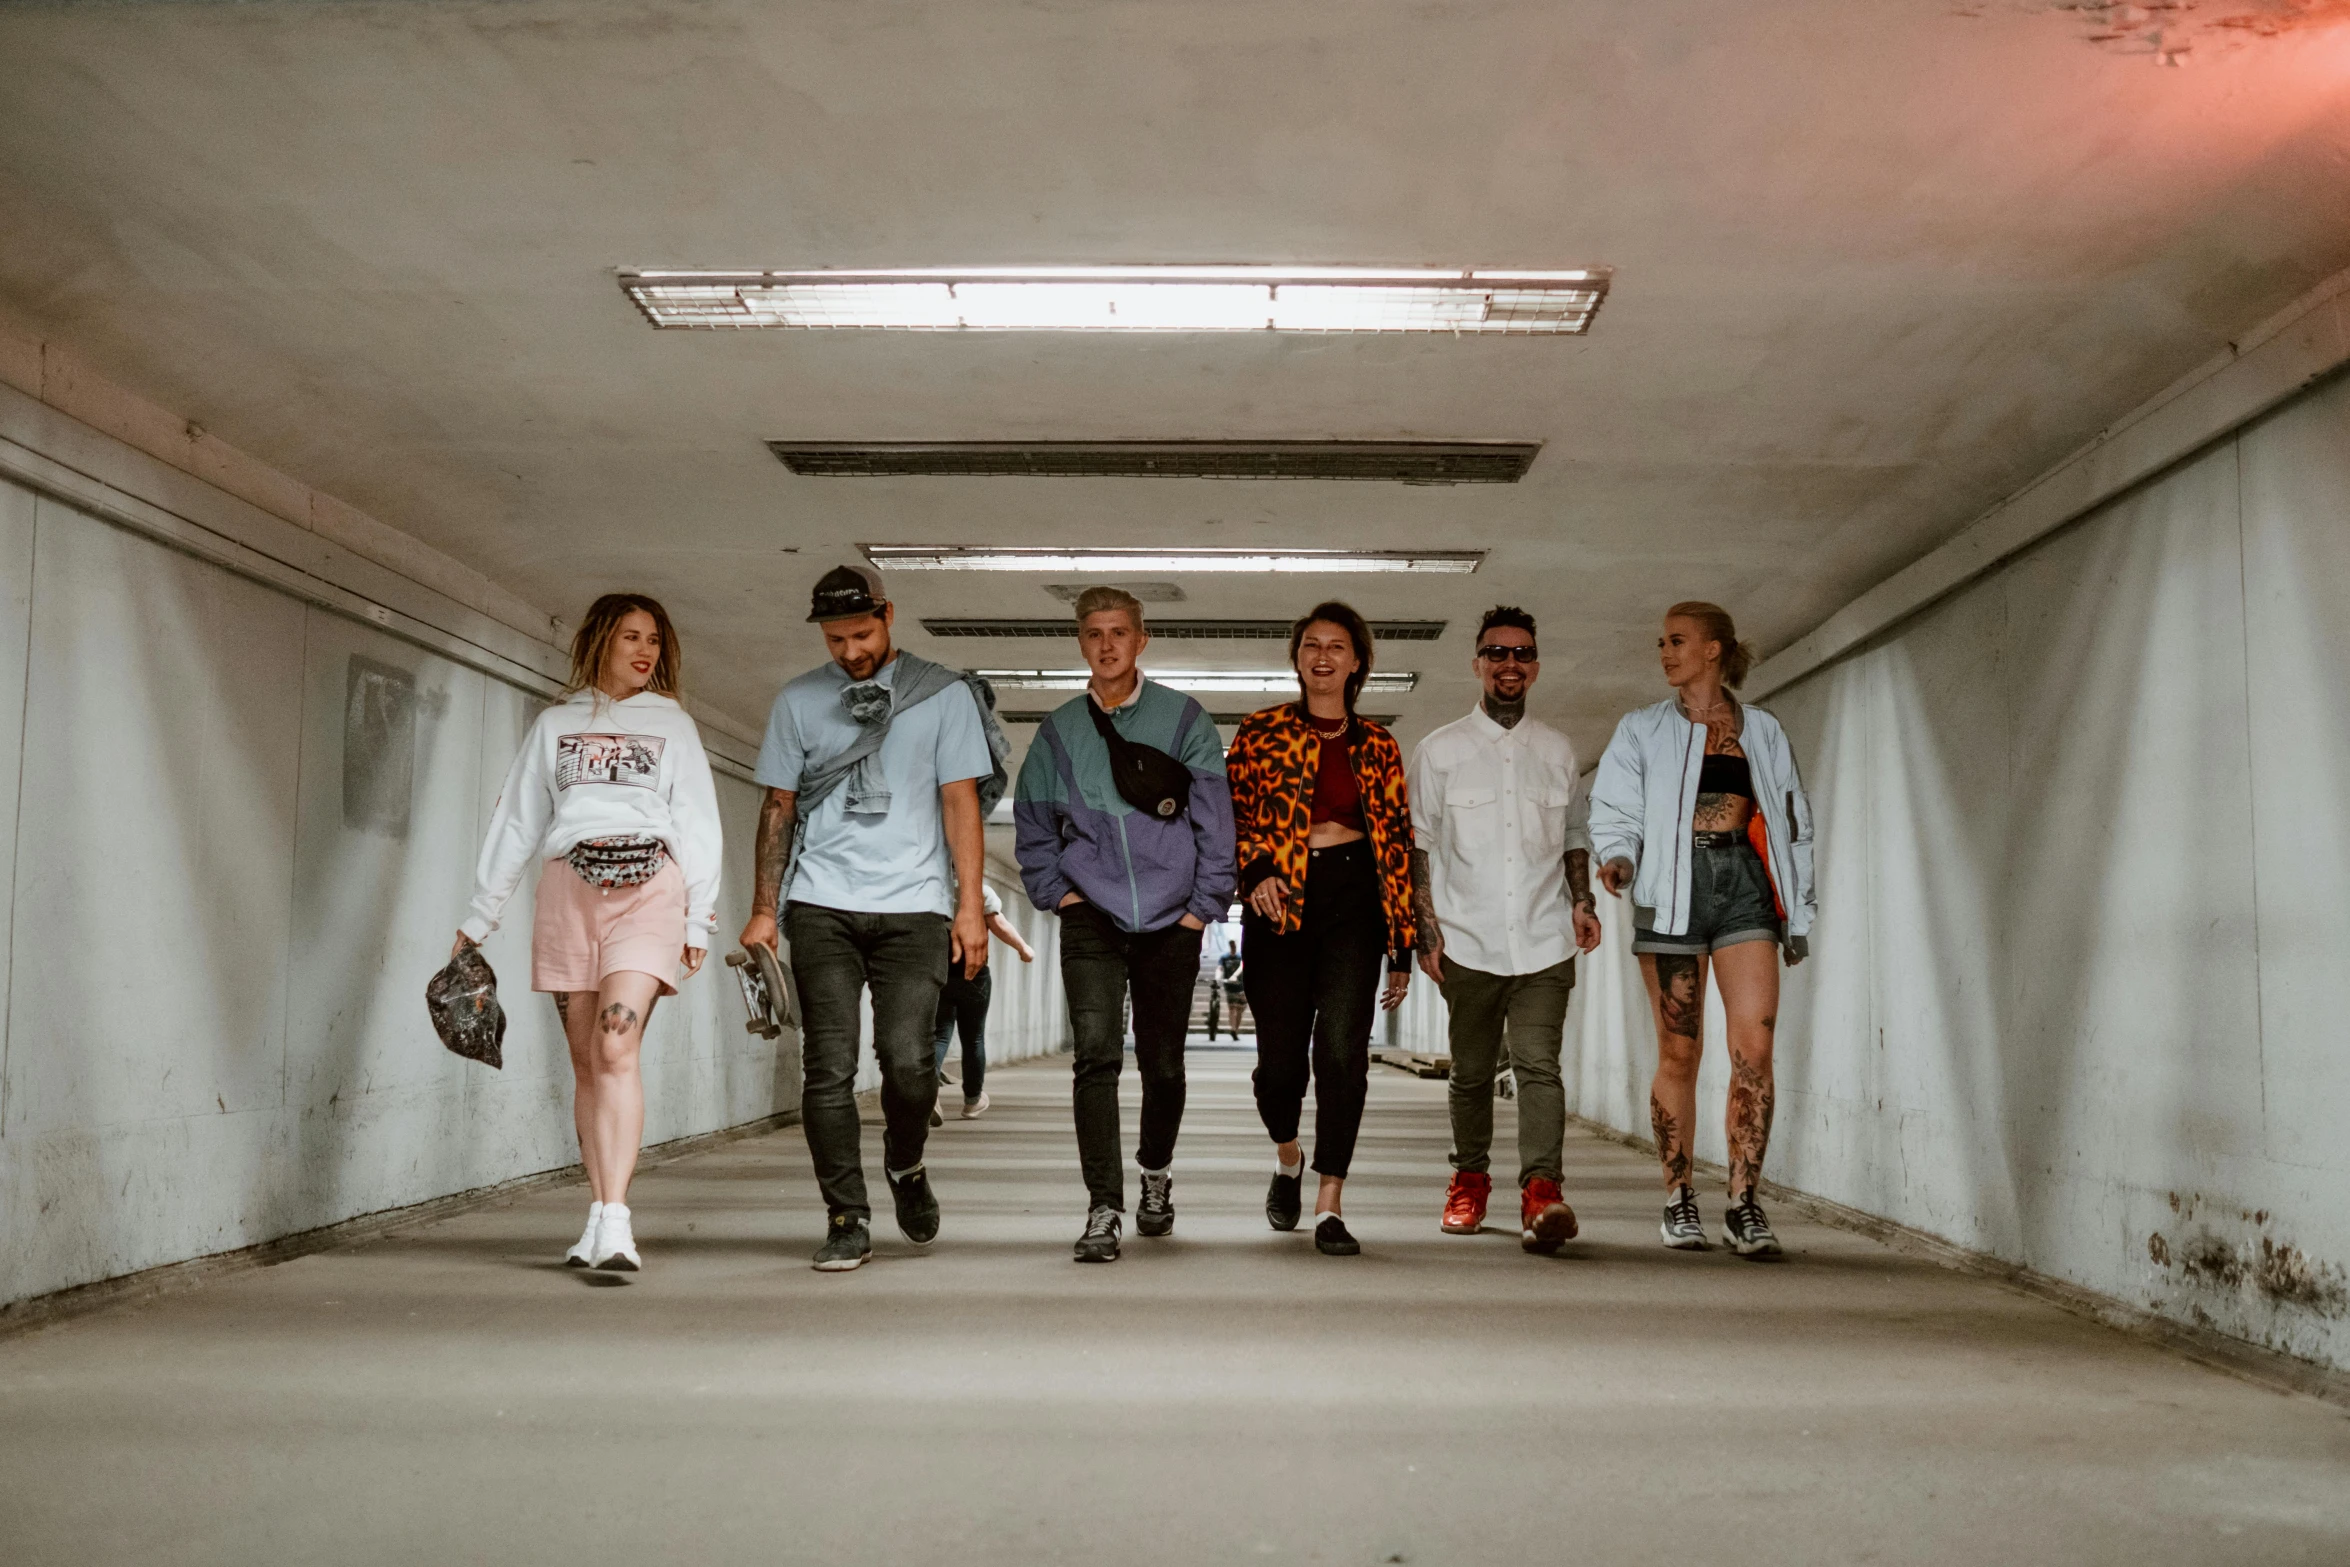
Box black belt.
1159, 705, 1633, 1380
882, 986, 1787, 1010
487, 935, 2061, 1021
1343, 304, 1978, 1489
1690, 830, 1750, 850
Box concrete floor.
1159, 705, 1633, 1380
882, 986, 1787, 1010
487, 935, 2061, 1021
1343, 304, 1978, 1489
2, 1048, 2347, 1566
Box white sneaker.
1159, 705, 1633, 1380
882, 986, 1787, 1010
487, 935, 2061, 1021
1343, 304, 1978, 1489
565, 1201, 604, 1267
959, 1091, 991, 1120
591, 1203, 641, 1272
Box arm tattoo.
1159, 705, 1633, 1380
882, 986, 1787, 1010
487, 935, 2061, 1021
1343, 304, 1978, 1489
1409, 849, 1439, 952
1650, 1093, 1692, 1187
751, 789, 797, 917
1654, 953, 1703, 1040
599, 1002, 640, 1035
1565, 848, 1592, 907
1727, 1052, 1776, 1199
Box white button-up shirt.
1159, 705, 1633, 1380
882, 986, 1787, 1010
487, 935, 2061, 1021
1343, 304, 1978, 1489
1408, 705, 1590, 977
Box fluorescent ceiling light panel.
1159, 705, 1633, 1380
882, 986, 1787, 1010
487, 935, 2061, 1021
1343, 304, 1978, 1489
1002, 709, 1398, 727
978, 669, 1417, 695
866, 545, 1482, 575
621, 267, 1610, 335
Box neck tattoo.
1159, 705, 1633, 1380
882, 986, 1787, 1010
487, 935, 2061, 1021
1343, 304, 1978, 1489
1484, 694, 1525, 729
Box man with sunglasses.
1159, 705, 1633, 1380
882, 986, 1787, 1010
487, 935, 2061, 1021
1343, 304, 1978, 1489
1407, 606, 1603, 1253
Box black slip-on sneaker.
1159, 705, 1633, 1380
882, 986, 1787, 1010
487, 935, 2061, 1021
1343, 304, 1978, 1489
1266, 1168, 1303, 1232
1313, 1214, 1361, 1256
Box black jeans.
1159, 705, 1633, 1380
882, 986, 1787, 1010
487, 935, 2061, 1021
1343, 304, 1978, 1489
1245, 839, 1387, 1179
1058, 901, 1204, 1209
931, 965, 992, 1100
785, 902, 951, 1222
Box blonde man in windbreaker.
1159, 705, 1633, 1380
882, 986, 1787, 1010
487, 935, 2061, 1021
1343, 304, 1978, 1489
1589, 602, 1816, 1258
1013, 586, 1236, 1263
458, 593, 723, 1274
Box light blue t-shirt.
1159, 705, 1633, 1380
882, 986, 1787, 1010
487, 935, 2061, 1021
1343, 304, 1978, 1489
755, 656, 992, 916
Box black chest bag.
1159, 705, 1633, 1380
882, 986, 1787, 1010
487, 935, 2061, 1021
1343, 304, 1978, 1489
1087, 698, 1192, 820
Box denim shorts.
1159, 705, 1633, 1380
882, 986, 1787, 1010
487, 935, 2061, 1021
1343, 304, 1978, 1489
1632, 841, 1783, 956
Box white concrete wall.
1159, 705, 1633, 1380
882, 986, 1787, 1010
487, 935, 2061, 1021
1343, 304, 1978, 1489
1474, 369, 2350, 1371
0, 473, 790, 1307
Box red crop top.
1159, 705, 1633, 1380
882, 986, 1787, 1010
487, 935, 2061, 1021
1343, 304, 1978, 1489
1308, 725, 1364, 830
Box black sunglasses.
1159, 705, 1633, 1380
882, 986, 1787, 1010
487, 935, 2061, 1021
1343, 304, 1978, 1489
1477, 644, 1539, 664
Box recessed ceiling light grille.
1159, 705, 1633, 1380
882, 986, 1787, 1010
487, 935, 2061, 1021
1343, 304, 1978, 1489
772, 441, 1537, 484
925, 618, 1447, 641
1001, 709, 1398, 727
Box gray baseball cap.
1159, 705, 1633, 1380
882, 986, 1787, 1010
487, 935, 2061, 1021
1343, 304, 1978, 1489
807, 562, 888, 623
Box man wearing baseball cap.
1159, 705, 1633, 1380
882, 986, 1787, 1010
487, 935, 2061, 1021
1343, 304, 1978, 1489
742, 563, 998, 1272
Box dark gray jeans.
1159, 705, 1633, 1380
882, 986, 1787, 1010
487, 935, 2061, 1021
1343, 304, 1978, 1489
786, 902, 952, 1222
1059, 902, 1203, 1210
1439, 955, 1575, 1186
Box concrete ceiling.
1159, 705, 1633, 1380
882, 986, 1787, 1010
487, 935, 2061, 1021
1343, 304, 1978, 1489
3, 0, 2349, 767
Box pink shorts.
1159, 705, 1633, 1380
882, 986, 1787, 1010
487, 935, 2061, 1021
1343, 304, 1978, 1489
532, 859, 687, 996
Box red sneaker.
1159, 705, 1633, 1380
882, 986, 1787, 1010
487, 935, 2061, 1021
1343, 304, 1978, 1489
1520, 1177, 1579, 1253
1441, 1171, 1491, 1234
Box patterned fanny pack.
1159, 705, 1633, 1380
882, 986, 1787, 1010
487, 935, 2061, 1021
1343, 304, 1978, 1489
565, 834, 670, 888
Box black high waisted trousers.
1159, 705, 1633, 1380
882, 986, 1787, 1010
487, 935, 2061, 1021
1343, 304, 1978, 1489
1243, 839, 1387, 1179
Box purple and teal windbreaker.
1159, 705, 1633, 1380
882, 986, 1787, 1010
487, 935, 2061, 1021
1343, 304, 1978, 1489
1012, 679, 1236, 933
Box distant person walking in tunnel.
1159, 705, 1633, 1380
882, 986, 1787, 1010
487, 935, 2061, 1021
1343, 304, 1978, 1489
927, 877, 1036, 1125
1408, 606, 1602, 1255
1590, 602, 1815, 1257
1228, 602, 1415, 1257
455, 593, 723, 1274
741, 564, 1005, 1273
1206, 941, 1246, 1039
1014, 586, 1235, 1263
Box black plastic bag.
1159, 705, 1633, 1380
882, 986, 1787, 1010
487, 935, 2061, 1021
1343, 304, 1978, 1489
427, 942, 506, 1069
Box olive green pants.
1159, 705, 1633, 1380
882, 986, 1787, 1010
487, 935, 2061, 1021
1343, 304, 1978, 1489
1438, 955, 1575, 1187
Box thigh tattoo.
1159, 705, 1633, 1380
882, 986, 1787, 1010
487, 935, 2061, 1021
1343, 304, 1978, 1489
1654, 953, 1703, 1039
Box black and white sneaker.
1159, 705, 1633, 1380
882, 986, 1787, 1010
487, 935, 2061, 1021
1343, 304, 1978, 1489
1136, 1170, 1175, 1237
1266, 1166, 1303, 1232
1074, 1204, 1122, 1263
1722, 1194, 1784, 1258
1660, 1185, 1709, 1251
813, 1213, 871, 1272
887, 1165, 941, 1246
1313, 1213, 1361, 1256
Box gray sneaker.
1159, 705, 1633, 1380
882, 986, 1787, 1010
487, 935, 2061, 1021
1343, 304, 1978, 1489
1660, 1185, 1708, 1251
1722, 1194, 1784, 1258
813, 1213, 871, 1272
1136, 1170, 1175, 1237
1073, 1204, 1122, 1263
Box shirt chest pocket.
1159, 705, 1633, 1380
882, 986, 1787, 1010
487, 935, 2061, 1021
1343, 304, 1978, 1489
1443, 783, 1497, 856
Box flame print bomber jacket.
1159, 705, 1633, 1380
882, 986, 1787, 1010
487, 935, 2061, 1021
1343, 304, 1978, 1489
1226, 703, 1416, 967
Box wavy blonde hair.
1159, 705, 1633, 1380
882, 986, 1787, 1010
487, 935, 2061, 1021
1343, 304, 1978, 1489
1666, 601, 1753, 688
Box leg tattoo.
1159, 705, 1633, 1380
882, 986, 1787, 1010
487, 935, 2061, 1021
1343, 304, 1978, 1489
1727, 1054, 1775, 1198
599, 1002, 640, 1035
1650, 1093, 1692, 1187
554, 992, 572, 1023
1655, 954, 1703, 1039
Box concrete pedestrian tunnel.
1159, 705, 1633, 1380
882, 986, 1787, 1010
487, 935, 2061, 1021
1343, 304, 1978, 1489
3, 2, 2350, 1560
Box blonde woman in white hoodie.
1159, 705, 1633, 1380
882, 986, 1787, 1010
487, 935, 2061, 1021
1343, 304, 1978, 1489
455, 594, 723, 1272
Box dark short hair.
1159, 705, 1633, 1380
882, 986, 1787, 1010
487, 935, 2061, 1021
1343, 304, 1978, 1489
1477, 605, 1537, 644
1289, 600, 1375, 715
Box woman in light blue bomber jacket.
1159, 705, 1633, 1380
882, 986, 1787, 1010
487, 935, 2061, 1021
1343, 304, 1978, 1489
1590, 601, 1815, 1263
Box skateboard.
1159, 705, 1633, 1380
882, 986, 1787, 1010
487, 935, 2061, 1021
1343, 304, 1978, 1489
726, 942, 797, 1039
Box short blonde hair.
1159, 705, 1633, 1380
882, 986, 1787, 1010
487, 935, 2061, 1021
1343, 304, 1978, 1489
1072, 585, 1146, 632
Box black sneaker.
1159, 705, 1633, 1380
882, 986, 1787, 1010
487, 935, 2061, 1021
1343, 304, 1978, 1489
1722, 1193, 1784, 1258
812, 1213, 871, 1272
1313, 1214, 1361, 1256
1074, 1204, 1122, 1263
1266, 1167, 1303, 1232
1136, 1170, 1175, 1237
1660, 1184, 1708, 1251
888, 1165, 941, 1247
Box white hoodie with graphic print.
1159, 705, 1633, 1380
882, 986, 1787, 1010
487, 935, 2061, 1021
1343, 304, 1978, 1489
460, 689, 723, 947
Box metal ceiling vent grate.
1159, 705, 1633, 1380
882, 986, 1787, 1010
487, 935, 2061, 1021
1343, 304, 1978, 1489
925, 618, 1447, 642
770, 441, 1537, 484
